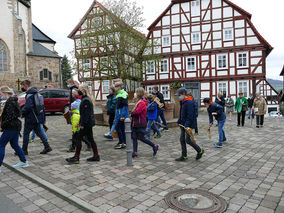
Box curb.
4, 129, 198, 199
3, 161, 103, 213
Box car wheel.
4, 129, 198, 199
63, 106, 70, 114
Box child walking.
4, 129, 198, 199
146, 94, 161, 139
131, 88, 159, 158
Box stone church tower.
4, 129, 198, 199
0, 0, 61, 90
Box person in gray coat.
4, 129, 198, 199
225, 95, 234, 121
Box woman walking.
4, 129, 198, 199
0, 86, 28, 173
253, 93, 267, 128
225, 95, 234, 121
235, 92, 248, 127
66, 84, 100, 164
131, 88, 159, 158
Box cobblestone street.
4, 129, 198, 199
1, 114, 284, 213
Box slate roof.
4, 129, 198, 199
32, 24, 56, 44
27, 41, 61, 58
18, 0, 31, 8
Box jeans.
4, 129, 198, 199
0, 131, 26, 166
23, 123, 50, 151
116, 120, 126, 144
248, 108, 252, 119
218, 119, 226, 143
132, 127, 155, 153
256, 115, 264, 127
147, 119, 161, 138
156, 108, 168, 129
75, 126, 99, 158
109, 118, 118, 136
180, 127, 201, 157
30, 124, 48, 141
237, 111, 246, 126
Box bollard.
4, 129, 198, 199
125, 118, 133, 166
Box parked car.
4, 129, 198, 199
269, 111, 283, 117
18, 89, 70, 113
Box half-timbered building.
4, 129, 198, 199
68, 0, 146, 101
143, 0, 277, 107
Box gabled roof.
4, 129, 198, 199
148, 0, 252, 31
18, 0, 31, 8
27, 41, 61, 59
32, 24, 56, 44
68, 0, 145, 39
281, 65, 284, 76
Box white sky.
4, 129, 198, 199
31, 0, 284, 80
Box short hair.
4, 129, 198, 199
153, 86, 159, 91
203, 98, 211, 104
188, 91, 193, 96
66, 79, 74, 84
135, 87, 145, 98
20, 80, 31, 87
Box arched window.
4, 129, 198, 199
0, 41, 8, 72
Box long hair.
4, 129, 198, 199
80, 84, 95, 107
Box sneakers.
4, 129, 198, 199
13, 161, 29, 169
114, 143, 126, 149
132, 152, 138, 158
104, 134, 113, 140
154, 134, 162, 139
86, 156, 100, 162
175, 156, 188, 162
196, 149, 204, 160
163, 128, 169, 132
29, 139, 34, 143
153, 144, 159, 156
214, 143, 223, 148
40, 146, 52, 154
66, 157, 79, 164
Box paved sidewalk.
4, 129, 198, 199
2, 114, 284, 213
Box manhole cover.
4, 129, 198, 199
164, 189, 228, 213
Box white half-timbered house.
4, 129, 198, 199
143, 0, 277, 107
68, 0, 145, 101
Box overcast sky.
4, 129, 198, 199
31, 0, 284, 80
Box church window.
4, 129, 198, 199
39, 69, 52, 81
0, 41, 8, 72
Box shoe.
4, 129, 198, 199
154, 134, 162, 139
114, 143, 124, 149
87, 156, 100, 162
214, 143, 223, 148
132, 152, 138, 158
175, 156, 188, 162
223, 138, 227, 142
13, 161, 29, 169
29, 139, 34, 143
163, 128, 169, 132
121, 144, 126, 149
104, 134, 113, 140
153, 144, 159, 156
256, 126, 260, 128
66, 157, 79, 164
40, 147, 52, 154
196, 149, 204, 160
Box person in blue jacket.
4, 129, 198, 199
203, 97, 227, 148
176, 88, 204, 161
146, 94, 161, 139
113, 81, 129, 149
20, 80, 52, 155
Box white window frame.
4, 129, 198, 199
160, 59, 169, 73
218, 82, 227, 97
100, 57, 108, 69
191, 32, 201, 44
217, 54, 228, 70
102, 80, 110, 93
223, 28, 234, 41
191, 0, 200, 7
147, 86, 154, 95
237, 52, 249, 68
146, 60, 155, 74
186, 56, 196, 71
83, 59, 91, 70
161, 85, 170, 101
191, 0, 200, 16
162, 36, 171, 47
238, 81, 248, 97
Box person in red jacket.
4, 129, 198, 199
131, 88, 159, 158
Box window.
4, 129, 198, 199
102, 80, 110, 93
162, 36, 170, 47
146, 61, 154, 74
223, 29, 233, 41
238, 81, 248, 97
191, 0, 200, 16
101, 57, 108, 69
191, 0, 200, 7
191, 32, 201, 44
106, 34, 114, 44
49, 91, 66, 98
218, 82, 227, 97
83, 59, 91, 70
238, 52, 248, 68
186, 57, 196, 71
0, 41, 8, 72
161, 85, 170, 100
93, 17, 102, 26
147, 86, 154, 94
160, 59, 168, 73
217, 54, 227, 69
39, 69, 52, 81
39, 91, 49, 99
110, 57, 118, 69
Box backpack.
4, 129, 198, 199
33, 93, 44, 115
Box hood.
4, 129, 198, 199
8, 96, 19, 102
27, 88, 38, 95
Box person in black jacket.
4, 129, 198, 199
66, 79, 78, 104
247, 95, 254, 119
0, 86, 29, 173
215, 92, 226, 111
152, 86, 168, 131
66, 84, 100, 164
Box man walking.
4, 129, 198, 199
21, 80, 52, 155
152, 86, 168, 131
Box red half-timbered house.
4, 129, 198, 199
68, 0, 145, 101
143, 0, 277, 107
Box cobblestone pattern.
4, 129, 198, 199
3, 114, 284, 213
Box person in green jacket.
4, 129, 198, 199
235, 92, 248, 127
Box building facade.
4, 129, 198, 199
0, 0, 61, 90
143, 0, 277, 107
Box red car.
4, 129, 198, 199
18, 88, 70, 113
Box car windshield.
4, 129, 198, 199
18, 92, 26, 98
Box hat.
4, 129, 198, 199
0, 86, 13, 95
71, 100, 80, 110
175, 88, 188, 96
114, 81, 123, 87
